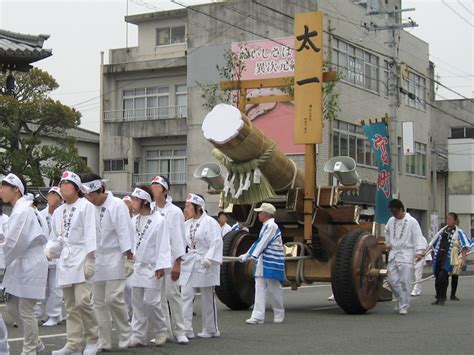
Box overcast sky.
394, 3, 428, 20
0, 0, 472, 132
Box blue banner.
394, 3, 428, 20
362, 122, 392, 224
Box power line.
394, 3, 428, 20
457, 0, 474, 16
441, 0, 473, 27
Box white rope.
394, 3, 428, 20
222, 255, 311, 263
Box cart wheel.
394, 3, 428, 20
331, 229, 383, 314
216, 230, 256, 310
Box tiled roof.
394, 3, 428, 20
0, 29, 52, 70
24, 124, 99, 144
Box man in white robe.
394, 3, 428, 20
384, 199, 426, 315
1, 173, 48, 355
217, 212, 232, 237
83, 175, 134, 351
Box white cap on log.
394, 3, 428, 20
202, 104, 244, 144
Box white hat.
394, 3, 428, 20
131, 188, 152, 204
60, 171, 90, 193
150, 175, 169, 190
82, 179, 108, 193
186, 193, 205, 208
48, 186, 63, 200
2, 173, 25, 196
254, 203, 276, 215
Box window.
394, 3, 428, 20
145, 147, 186, 184
405, 72, 426, 110
104, 159, 126, 172
156, 26, 186, 46
333, 38, 379, 93
405, 142, 427, 177
383, 60, 390, 97
122, 87, 169, 120
332, 119, 376, 167
451, 127, 474, 139
175, 84, 187, 117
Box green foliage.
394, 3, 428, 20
0, 68, 91, 186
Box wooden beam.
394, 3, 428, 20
219, 71, 337, 90
246, 95, 294, 104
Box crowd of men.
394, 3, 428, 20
0, 171, 472, 355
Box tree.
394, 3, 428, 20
0, 68, 91, 186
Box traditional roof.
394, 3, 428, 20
0, 29, 52, 71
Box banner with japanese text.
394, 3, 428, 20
362, 122, 392, 224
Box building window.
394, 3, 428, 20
175, 84, 187, 117
123, 87, 170, 120
156, 26, 186, 46
104, 159, 126, 172
383, 60, 390, 97
405, 142, 427, 177
451, 127, 474, 139
145, 147, 186, 184
332, 38, 379, 93
405, 71, 426, 111
333, 120, 376, 167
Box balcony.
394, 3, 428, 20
104, 105, 187, 122
132, 172, 186, 186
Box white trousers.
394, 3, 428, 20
93, 280, 131, 348
251, 277, 284, 321
63, 283, 98, 352
387, 261, 414, 311
161, 273, 186, 338
35, 268, 63, 319
412, 263, 424, 295
6, 296, 39, 355
182, 285, 218, 335
130, 285, 167, 344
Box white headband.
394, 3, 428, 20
131, 188, 152, 204
186, 193, 205, 208
83, 179, 108, 193
2, 173, 25, 196
60, 171, 90, 193
151, 176, 169, 190
48, 186, 63, 200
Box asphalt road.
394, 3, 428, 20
4, 276, 474, 355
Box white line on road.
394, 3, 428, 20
8, 333, 67, 342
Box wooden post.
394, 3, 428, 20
304, 144, 316, 241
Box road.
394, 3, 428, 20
4, 275, 474, 354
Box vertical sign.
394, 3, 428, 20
362, 121, 393, 224
294, 12, 324, 144
402, 121, 414, 155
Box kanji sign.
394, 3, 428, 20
294, 12, 324, 144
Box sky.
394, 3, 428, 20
0, 0, 472, 133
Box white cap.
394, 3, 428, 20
150, 175, 169, 190
2, 173, 25, 196
254, 203, 276, 215
60, 171, 90, 193
131, 188, 152, 204
48, 186, 63, 200
186, 193, 205, 209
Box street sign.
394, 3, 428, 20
294, 12, 324, 144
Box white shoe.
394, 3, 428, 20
176, 335, 189, 344
246, 318, 264, 325
155, 335, 167, 346
273, 318, 284, 324
36, 341, 46, 353
51, 347, 82, 355
197, 330, 221, 338
184, 331, 195, 339
118, 339, 130, 349
97, 343, 112, 352
128, 340, 146, 348
399, 309, 408, 315
43, 317, 60, 327
83, 343, 99, 355
328, 294, 335, 301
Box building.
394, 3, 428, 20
431, 99, 474, 236
100, 0, 434, 231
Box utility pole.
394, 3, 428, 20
363, 1, 418, 199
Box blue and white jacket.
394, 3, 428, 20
430, 225, 470, 273
247, 218, 285, 281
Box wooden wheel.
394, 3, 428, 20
331, 229, 383, 314
216, 230, 256, 310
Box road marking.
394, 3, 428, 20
8, 333, 67, 342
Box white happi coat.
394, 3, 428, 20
49, 198, 97, 287
40, 207, 58, 268
221, 223, 232, 237
180, 213, 223, 288
384, 212, 427, 263
94, 192, 133, 282
0, 214, 9, 270
151, 197, 186, 263
129, 213, 172, 289
2, 197, 48, 299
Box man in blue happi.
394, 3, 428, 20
239, 203, 285, 324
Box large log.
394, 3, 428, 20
202, 104, 304, 193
